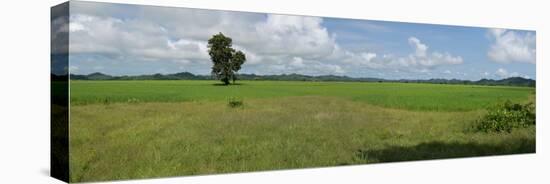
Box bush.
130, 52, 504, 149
227, 97, 243, 108
102, 98, 110, 105
473, 100, 535, 133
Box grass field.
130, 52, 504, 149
68, 80, 536, 182
70, 80, 533, 111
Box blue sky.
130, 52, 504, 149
54, 1, 536, 80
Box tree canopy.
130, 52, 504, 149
207, 33, 246, 85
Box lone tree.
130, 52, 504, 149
207, 32, 246, 85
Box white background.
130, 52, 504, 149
0, 0, 547, 183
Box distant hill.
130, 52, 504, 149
475, 77, 536, 87
87, 72, 113, 80
69, 72, 535, 87
70, 72, 211, 81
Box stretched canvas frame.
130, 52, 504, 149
51, 1, 536, 183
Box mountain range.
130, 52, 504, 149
61, 72, 535, 87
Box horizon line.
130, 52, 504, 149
60, 71, 536, 82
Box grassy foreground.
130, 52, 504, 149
69, 80, 535, 182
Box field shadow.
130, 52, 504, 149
356, 138, 535, 163
211, 83, 245, 86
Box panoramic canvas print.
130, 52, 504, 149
51, 1, 536, 182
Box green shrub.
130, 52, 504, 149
102, 98, 110, 105
473, 100, 535, 133
227, 97, 244, 108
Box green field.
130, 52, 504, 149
69, 80, 536, 182
70, 80, 533, 111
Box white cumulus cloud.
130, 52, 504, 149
487, 28, 536, 64
403, 37, 463, 68
408, 37, 428, 57
63, 2, 467, 77
494, 68, 529, 79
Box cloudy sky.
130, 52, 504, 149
55, 1, 536, 80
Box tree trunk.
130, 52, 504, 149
222, 77, 230, 85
